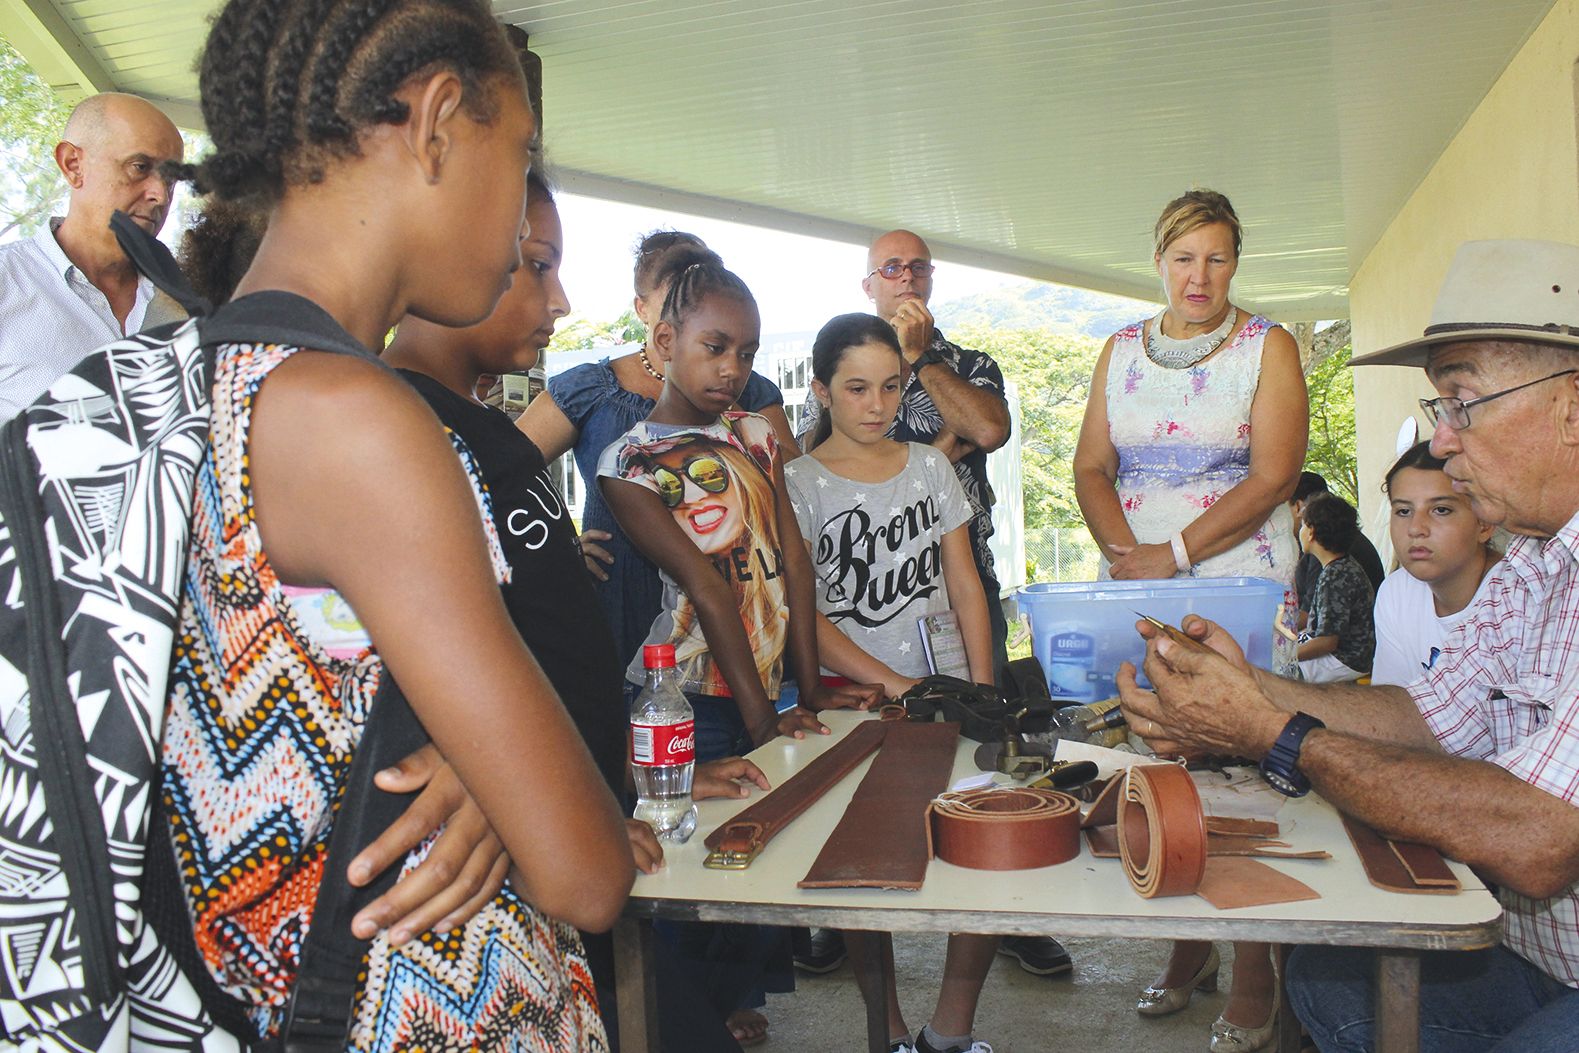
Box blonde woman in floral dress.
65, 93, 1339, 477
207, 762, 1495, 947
1073, 189, 1308, 1052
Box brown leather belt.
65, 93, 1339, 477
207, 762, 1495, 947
703, 718, 889, 869
928, 786, 1081, 870
1117, 763, 1209, 898
798, 721, 960, 890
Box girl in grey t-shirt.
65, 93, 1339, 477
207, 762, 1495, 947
784, 312, 998, 1053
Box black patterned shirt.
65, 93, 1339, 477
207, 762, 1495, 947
1309, 553, 1377, 673
798, 328, 1007, 583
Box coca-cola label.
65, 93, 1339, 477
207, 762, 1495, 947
631, 720, 695, 766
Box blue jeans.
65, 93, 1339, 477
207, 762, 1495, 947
1287, 944, 1579, 1052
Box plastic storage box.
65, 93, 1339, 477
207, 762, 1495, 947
1017, 576, 1287, 702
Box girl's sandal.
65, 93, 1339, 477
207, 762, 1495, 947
726, 1008, 769, 1048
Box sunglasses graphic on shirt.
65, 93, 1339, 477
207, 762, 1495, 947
654, 455, 731, 508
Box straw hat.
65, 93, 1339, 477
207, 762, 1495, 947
1350, 239, 1579, 367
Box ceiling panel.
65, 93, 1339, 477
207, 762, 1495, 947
9, 0, 1557, 318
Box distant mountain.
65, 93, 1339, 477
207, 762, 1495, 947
931, 281, 1155, 339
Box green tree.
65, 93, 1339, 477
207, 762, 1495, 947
547, 308, 644, 355
0, 33, 71, 240
950, 323, 1102, 530
1303, 341, 1359, 503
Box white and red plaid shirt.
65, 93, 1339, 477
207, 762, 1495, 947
1409, 507, 1579, 987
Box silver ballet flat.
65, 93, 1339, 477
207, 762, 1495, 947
1136, 945, 1220, 1017
1208, 981, 1280, 1053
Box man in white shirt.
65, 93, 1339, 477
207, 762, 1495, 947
0, 93, 184, 419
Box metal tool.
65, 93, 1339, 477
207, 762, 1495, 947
1133, 610, 1217, 654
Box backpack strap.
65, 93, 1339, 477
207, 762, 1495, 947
111, 210, 213, 319
274, 676, 430, 1053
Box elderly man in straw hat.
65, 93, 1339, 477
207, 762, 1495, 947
1117, 239, 1579, 1050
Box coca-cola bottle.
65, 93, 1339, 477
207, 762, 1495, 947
630, 643, 697, 843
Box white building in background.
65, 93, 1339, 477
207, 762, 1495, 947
539, 335, 1025, 597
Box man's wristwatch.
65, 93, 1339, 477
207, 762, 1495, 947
1258, 712, 1325, 797
912, 345, 949, 374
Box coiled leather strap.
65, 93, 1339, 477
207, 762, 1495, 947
1117, 763, 1209, 898
928, 787, 1081, 871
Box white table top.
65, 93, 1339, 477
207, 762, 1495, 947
626, 712, 1503, 950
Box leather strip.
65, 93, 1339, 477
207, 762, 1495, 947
1196, 856, 1322, 910
927, 787, 1081, 871
1342, 814, 1462, 894
1082, 773, 1327, 860
1117, 764, 1209, 898
703, 718, 889, 864
798, 721, 960, 890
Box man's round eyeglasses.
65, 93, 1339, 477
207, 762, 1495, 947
868, 261, 934, 280
1420, 369, 1578, 430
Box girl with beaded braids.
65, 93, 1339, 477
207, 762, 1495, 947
598, 259, 881, 757
157, 1, 630, 1048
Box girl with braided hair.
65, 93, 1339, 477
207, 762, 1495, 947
597, 259, 880, 755
156, 1, 630, 1049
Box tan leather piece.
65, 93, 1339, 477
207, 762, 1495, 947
1118, 764, 1209, 898
704, 718, 888, 860
927, 787, 1081, 871
1196, 856, 1322, 910
1082, 772, 1327, 861
798, 721, 961, 890
1207, 816, 1281, 839
1342, 814, 1462, 895
1087, 827, 1327, 861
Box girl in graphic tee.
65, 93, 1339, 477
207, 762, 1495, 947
788, 313, 993, 694
785, 312, 998, 1053
597, 257, 879, 759
1372, 441, 1501, 687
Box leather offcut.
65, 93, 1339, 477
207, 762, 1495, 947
928, 786, 1082, 870
1342, 814, 1462, 894
798, 721, 961, 890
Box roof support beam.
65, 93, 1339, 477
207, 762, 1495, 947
0, 0, 114, 98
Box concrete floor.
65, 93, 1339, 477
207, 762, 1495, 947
761, 935, 1238, 1052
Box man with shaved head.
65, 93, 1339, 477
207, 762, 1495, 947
0, 92, 185, 418
802, 229, 1014, 677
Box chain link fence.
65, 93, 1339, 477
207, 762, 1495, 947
1023, 526, 1103, 583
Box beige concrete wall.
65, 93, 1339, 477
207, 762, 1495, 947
1350, 0, 1579, 528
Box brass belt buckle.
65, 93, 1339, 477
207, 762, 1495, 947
704, 843, 763, 870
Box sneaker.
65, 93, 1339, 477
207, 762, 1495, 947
791, 927, 846, 973
888, 1041, 916, 1053
997, 935, 1073, 976
915, 1031, 993, 1053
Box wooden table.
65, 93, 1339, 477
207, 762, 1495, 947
615, 712, 1502, 1053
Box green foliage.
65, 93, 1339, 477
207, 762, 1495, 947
0, 34, 71, 240
951, 323, 1103, 530
547, 308, 644, 354
1303, 341, 1359, 504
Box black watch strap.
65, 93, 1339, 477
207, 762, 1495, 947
1259, 712, 1325, 797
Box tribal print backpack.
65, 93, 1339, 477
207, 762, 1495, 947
0, 215, 418, 1053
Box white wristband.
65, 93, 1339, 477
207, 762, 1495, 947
1170, 532, 1191, 573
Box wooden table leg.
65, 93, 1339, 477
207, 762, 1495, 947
1375, 949, 1421, 1053
1275, 944, 1303, 1053
845, 930, 892, 1053
614, 917, 659, 1053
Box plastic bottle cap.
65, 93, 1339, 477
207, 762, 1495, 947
643, 644, 677, 668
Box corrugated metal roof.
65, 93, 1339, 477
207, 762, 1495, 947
5, 0, 1557, 317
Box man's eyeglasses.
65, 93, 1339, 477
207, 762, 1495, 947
653, 455, 730, 508
867, 260, 935, 281
1419, 368, 1578, 430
